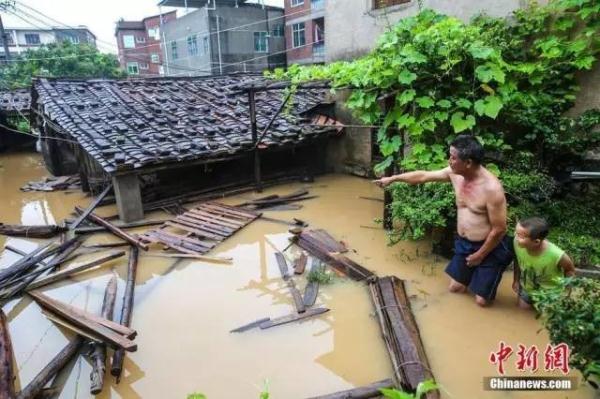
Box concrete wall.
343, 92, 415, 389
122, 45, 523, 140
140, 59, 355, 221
325, 0, 523, 62
163, 4, 285, 76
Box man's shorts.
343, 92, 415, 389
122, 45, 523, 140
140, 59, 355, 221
445, 235, 514, 301
518, 288, 534, 305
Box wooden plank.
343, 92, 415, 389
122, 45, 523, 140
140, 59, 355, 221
198, 204, 254, 222
230, 317, 271, 333
203, 203, 258, 220
26, 251, 126, 291
74, 219, 167, 235
307, 379, 395, 399
259, 307, 329, 329
0, 224, 66, 239
70, 184, 112, 230
28, 291, 137, 351
173, 216, 230, 237
145, 231, 212, 252
165, 221, 223, 241
294, 254, 307, 275
41, 310, 102, 342
144, 253, 232, 264
208, 202, 260, 218
274, 252, 290, 281
15, 337, 84, 399
176, 215, 233, 235
303, 258, 321, 308
0, 310, 16, 399
90, 275, 117, 395
150, 230, 215, 250
187, 209, 243, 229
75, 207, 148, 251
111, 248, 138, 381
287, 278, 306, 314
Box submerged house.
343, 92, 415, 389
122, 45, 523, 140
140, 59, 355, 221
30, 74, 340, 221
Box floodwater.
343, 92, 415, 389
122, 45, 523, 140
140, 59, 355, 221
0, 151, 596, 399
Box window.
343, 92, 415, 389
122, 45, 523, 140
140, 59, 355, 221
187, 35, 198, 56
203, 36, 209, 54
292, 23, 305, 48
25, 34, 40, 45
127, 62, 139, 75
171, 41, 178, 60
123, 35, 135, 48
148, 27, 160, 40
373, 0, 410, 9
3, 33, 14, 45
272, 24, 284, 37
139, 62, 149, 70
66, 35, 80, 44
291, 0, 304, 6
151, 53, 160, 63
254, 32, 268, 53
136, 36, 146, 43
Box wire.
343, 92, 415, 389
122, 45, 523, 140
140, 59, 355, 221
0, 121, 80, 144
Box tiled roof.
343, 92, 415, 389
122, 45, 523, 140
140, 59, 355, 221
33, 75, 335, 174
116, 21, 145, 30
0, 89, 31, 115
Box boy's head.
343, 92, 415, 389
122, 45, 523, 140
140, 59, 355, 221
449, 135, 484, 175
516, 217, 549, 249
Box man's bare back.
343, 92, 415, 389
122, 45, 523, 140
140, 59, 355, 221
449, 167, 506, 242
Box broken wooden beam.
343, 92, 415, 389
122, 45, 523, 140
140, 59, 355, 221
230, 317, 271, 333
0, 243, 56, 285
111, 247, 138, 381
83, 242, 129, 249
368, 276, 437, 397
0, 224, 67, 239
306, 378, 395, 399
303, 258, 321, 308
294, 254, 307, 275
144, 252, 233, 264
0, 310, 16, 399
275, 252, 290, 280
74, 219, 168, 235
74, 207, 148, 251
26, 250, 126, 291
15, 336, 83, 399
28, 291, 137, 352
69, 184, 112, 230
274, 253, 305, 313
90, 275, 117, 395
259, 308, 329, 329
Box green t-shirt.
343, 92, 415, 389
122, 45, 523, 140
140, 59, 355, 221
514, 238, 565, 293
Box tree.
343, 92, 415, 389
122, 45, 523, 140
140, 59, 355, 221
0, 40, 124, 90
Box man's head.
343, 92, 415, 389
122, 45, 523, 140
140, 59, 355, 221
449, 135, 484, 175
516, 217, 549, 249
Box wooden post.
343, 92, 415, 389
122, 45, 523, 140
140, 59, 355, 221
0, 310, 16, 399
111, 247, 139, 381
90, 275, 117, 394
16, 336, 83, 399
70, 184, 113, 230
248, 89, 262, 192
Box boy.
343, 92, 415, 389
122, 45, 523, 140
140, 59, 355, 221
513, 217, 575, 309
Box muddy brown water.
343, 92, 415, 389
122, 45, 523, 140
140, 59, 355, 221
0, 152, 595, 399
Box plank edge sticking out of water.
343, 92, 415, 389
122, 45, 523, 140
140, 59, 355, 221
259, 308, 329, 329
230, 317, 271, 333
306, 378, 395, 399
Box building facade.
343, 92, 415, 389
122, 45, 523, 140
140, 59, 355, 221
115, 11, 177, 76
0, 27, 96, 60
284, 0, 325, 65
325, 0, 525, 62
159, 0, 285, 76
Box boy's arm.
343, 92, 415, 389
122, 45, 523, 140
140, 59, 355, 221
373, 167, 452, 187
512, 257, 521, 293
558, 253, 576, 277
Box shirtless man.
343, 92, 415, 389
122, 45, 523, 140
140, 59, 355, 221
374, 135, 513, 306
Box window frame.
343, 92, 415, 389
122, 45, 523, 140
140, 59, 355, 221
372, 0, 411, 10
24, 33, 41, 45
171, 40, 178, 60
139, 62, 150, 70
150, 53, 160, 63
203, 36, 209, 54
126, 62, 140, 75
254, 31, 268, 53
122, 35, 135, 49
292, 22, 306, 48
272, 24, 284, 37
290, 0, 304, 6
187, 35, 199, 57
136, 36, 146, 43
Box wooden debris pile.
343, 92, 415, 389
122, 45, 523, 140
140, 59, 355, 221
139, 202, 259, 255
20, 175, 81, 192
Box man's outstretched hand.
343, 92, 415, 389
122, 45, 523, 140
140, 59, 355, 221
373, 177, 395, 187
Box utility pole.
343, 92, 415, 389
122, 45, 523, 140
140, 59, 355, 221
0, 0, 15, 64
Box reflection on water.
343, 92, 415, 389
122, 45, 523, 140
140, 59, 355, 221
0, 152, 595, 398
